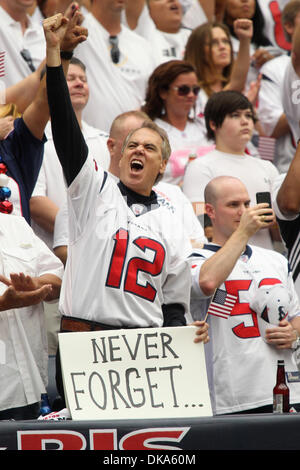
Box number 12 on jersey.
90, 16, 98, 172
105, 228, 166, 302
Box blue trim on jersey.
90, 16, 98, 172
117, 180, 159, 217
99, 171, 108, 193
190, 243, 253, 259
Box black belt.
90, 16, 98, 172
60, 315, 119, 333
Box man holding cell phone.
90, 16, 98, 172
189, 175, 300, 415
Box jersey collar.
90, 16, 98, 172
191, 243, 253, 260
118, 180, 159, 217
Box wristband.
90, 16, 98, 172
60, 51, 73, 60
292, 330, 300, 350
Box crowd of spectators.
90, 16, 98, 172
2, 0, 300, 420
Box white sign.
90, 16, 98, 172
58, 326, 212, 421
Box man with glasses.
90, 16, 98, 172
73, 0, 157, 132
0, 0, 45, 87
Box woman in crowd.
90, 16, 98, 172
223, 0, 280, 81
183, 17, 264, 154
184, 18, 253, 106
142, 60, 213, 186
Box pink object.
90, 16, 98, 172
169, 145, 215, 177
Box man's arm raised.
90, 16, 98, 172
199, 204, 275, 296
45, 11, 89, 186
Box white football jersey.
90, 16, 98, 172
189, 243, 300, 414
282, 58, 300, 145
59, 156, 192, 327
258, 0, 291, 52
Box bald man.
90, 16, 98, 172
189, 176, 300, 415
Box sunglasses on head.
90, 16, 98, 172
172, 85, 200, 96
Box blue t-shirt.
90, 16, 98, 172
1, 117, 46, 224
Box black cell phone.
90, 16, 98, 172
256, 191, 271, 206
256, 191, 272, 217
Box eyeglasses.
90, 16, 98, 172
20, 49, 35, 73
109, 35, 120, 64
172, 85, 200, 96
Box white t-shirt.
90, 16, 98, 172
282, 58, 300, 144
59, 157, 192, 327
154, 117, 214, 185
75, 12, 157, 132
0, 6, 45, 88
0, 213, 63, 412
127, 5, 191, 65
189, 242, 300, 414
31, 121, 110, 249
182, 149, 279, 249
258, 54, 295, 173
180, 0, 207, 29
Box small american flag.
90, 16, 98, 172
0, 51, 5, 78
207, 288, 237, 319
257, 136, 275, 162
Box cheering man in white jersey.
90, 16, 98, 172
43, 14, 208, 403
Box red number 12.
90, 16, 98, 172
106, 228, 166, 302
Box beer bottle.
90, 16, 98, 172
273, 360, 290, 413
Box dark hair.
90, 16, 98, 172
204, 90, 257, 141
70, 56, 86, 71
39, 56, 86, 80
142, 60, 197, 120
184, 22, 234, 96
224, 0, 271, 48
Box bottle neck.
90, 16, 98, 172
276, 364, 287, 385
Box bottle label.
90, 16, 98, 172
273, 395, 285, 413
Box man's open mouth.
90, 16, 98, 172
130, 159, 144, 171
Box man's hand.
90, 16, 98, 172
4, 272, 40, 292
245, 73, 262, 106
234, 18, 253, 41
43, 13, 69, 51
237, 203, 276, 238
191, 320, 210, 344
251, 48, 274, 69
61, 6, 88, 52
44, 10, 88, 67
0, 273, 52, 311
0, 116, 14, 140
265, 319, 297, 349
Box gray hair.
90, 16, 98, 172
121, 120, 171, 163
121, 120, 171, 185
